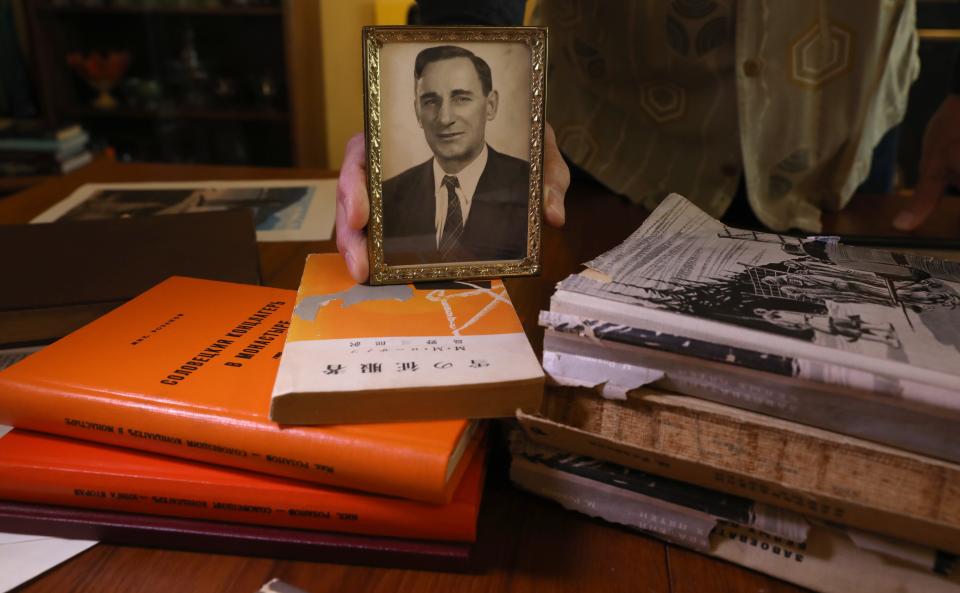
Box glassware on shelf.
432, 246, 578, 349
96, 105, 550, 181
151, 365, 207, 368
66, 50, 132, 110
166, 26, 212, 107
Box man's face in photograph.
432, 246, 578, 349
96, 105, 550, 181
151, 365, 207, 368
415, 56, 498, 170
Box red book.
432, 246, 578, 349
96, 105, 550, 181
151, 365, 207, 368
0, 427, 486, 542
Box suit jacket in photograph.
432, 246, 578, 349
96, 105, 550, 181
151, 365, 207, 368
381, 145, 530, 265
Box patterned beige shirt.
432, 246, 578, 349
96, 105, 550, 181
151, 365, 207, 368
540, 0, 920, 232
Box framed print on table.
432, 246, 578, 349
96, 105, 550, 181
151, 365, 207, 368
363, 26, 547, 285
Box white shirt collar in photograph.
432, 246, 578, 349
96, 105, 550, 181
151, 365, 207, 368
433, 144, 489, 247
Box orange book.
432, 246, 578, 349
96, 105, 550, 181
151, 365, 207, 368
0, 277, 476, 504
0, 427, 485, 542
270, 254, 544, 424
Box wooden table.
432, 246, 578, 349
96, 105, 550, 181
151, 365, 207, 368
2, 159, 957, 593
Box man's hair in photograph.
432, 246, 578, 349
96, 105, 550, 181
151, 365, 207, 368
414, 45, 493, 96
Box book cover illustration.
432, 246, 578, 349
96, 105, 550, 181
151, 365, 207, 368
558, 194, 960, 404
270, 254, 543, 423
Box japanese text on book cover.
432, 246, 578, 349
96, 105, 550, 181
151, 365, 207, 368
271, 254, 542, 402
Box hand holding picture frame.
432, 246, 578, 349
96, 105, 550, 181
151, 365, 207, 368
363, 26, 547, 285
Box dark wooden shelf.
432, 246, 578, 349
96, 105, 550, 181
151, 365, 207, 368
25, 1, 299, 166
0, 175, 50, 193
41, 4, 281, 17
63, 107, 289, 122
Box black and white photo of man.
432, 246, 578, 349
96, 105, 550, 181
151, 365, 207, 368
381, 44, 530, 265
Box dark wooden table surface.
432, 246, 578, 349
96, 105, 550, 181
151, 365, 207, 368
2, 158, 957, 593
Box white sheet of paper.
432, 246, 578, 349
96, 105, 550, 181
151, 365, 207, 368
0, 424, 98, 591
0, 536, 96, 592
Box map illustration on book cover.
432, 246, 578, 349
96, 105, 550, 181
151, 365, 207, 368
555, 194, 960, 406
270, 254, 543, 424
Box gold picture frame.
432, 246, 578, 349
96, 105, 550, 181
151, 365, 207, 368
363, 26, 547, 285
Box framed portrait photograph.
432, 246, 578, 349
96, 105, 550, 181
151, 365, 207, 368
363, 26, 547, 285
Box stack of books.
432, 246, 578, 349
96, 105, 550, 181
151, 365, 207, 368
519, 194, 960, 592
0, 119, 93, 177
0, 253, 544, 569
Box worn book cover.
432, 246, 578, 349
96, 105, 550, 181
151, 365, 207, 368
539, 320, 959, 462
517, 388, 960, 555
0, 277, 476, 504
556, 193, 960, 397
545, 193, 960, 461
509, 442, 960, 593
270, 254, 543, 424
509, 431, 809, 551
0, 426, 486, 542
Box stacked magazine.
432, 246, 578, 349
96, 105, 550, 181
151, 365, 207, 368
518, 194, 960, 593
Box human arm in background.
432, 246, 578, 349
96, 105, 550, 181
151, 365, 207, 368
893, 56, 960, 231
335, 0, 570, 282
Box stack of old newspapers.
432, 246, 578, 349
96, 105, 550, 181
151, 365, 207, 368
515, 194, 960, 593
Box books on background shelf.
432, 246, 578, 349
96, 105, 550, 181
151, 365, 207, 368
0, 276, 477, 504
270, 254, 544, 425
509, 430, 960, 593
0, 149, 92, 176
0, 119, 92, 177
541, 193, 960, 462
0, 119, 84, 149
0, 426, 487, 543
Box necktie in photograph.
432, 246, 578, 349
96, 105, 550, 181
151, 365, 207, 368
439, 175, 463, 257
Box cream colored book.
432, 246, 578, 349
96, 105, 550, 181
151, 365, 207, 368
270, 254, 544, 424
510, 444, 960, 593
517, 388, 960, 555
